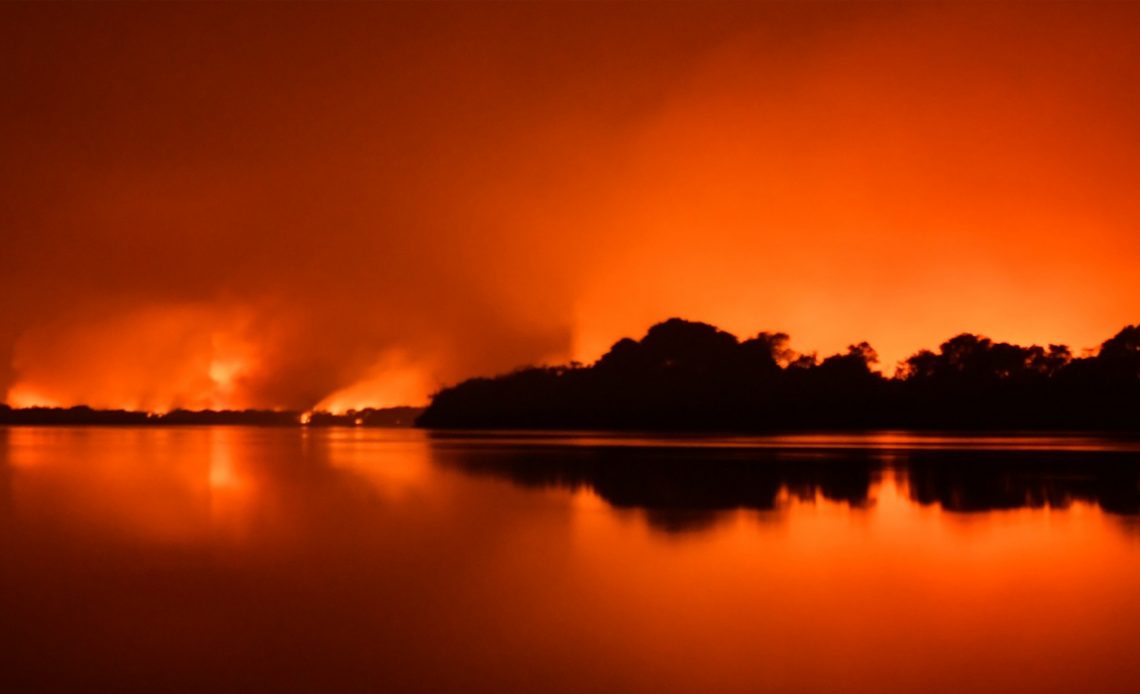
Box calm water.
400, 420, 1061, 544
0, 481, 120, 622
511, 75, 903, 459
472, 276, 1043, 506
3, 427, 1140, 693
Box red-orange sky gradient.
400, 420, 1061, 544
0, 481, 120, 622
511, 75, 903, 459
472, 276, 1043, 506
3, 2, 1140, 412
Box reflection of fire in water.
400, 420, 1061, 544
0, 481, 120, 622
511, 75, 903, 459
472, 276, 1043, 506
207, 430, 246, 491
324, 429, 432, 500
208, 453, 239, 489
207, 429, 255, 541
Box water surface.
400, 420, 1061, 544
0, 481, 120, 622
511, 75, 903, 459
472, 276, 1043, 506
3, 427, 1139, 692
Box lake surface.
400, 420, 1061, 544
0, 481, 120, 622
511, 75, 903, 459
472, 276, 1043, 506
3, 427, 1140, 692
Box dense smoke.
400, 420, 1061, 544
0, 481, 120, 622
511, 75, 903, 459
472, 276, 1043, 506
3, 3, 1139, 410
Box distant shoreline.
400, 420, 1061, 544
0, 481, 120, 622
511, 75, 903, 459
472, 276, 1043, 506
8, 317, 1139, 434
0, 405, 423, 428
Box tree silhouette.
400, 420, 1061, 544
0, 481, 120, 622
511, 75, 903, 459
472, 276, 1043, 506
417, 319, 1140, 431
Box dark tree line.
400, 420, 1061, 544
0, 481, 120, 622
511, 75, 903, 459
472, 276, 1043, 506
416, 318, 1140, 430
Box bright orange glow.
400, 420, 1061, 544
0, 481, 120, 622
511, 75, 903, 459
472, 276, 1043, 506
4, 304, 261, 411
3, 3, 1139, 407
315, 352, 431, 412
6, 387, 61, 410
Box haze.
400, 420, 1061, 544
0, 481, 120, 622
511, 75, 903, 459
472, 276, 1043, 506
3, 2, 1139, 411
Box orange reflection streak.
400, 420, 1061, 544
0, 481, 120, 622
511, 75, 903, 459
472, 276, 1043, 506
321, 428, 433, 501
424, 431, 1140, 454
1, 426, 259, 543
206, 428, 257, 540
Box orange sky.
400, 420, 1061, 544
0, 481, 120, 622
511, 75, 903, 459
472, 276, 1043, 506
2, 2, 1139, 411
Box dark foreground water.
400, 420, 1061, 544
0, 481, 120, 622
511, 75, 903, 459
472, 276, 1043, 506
3, 427, 1140, 693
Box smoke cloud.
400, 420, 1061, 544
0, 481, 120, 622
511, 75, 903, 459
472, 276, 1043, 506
3, 3, 1140, 410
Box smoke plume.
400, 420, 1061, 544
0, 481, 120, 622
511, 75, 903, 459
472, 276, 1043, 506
3, 3, 1139, 410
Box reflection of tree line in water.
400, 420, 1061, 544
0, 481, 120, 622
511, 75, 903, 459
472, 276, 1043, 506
418, 318, 1140, 431
428, 439, 1140, 533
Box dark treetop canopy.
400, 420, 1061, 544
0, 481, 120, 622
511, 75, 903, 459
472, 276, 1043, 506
416, 319, 1140, 431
